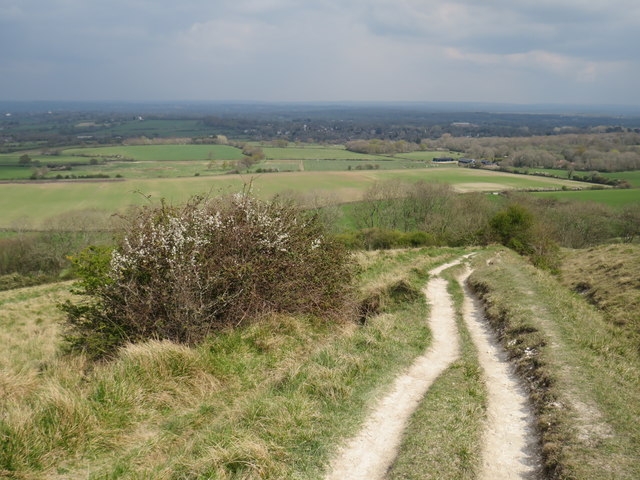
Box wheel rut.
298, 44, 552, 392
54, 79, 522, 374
324, 255, 541, 480
324, 256, 467, 480
459, 268, 541, 479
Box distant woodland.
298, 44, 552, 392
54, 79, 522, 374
2, 103, 640, 172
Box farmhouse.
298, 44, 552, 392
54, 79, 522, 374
458, 158, 476, 166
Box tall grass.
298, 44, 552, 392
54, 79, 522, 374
559, 244, 640, 341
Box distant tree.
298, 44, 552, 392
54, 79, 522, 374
19, 154, 32, 165
29, 166, 49, 180
490, 204, 535, 255
490, 202, 559, 270
619, 204, 640, 243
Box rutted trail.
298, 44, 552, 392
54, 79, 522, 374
459, 269, 541, 479
325, 256, 468, 480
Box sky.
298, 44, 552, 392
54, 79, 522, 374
1, 0, 639, 105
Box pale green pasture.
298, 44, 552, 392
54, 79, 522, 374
263, 146, 390, 161
302, 159, 425, 171
0, 154, 92, 166
62, 145, 243, 161
600, 170, 640, 187
532, 188, 640, 207
49, 161, 226, 179
0, 168, 586, 228
394, 151, 463, 161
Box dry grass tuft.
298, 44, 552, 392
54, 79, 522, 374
560, 244, 640, 339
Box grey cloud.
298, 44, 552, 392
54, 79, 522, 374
360, 0, 640, 61
0, 0, 638, 104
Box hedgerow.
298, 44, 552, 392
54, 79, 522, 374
60, 193, 355, 358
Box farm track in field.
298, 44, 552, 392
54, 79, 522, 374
325, 255, 540, 480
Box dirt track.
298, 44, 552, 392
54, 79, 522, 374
324, 256, 540, 480
325, 257, 467, 480
460, 269, 540, 479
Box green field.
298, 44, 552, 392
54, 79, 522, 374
532, 188, 640, 207
54, 161, 227, 179
0, 146, 244, 180
0, 168, 586, 228
514, 168, 640, 187
600, 170, 640, 187
89, 119, 210, 137
394, 151, 463, 161
301, 159, 427, 171
0, 145, 519, 181
0, 154, 107, 180
62, 144, 243, 161
0, 166, 33, 180
263, 146, 392, 161
0, 145, 455, 180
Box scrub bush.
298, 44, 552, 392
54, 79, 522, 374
490, 203, 559, 271
60, 194, 355, 358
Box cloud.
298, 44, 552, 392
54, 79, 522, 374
361, 0, 640, 61
177, 19, 278, 59
443, 48, 617, 82
0, 0, 639, 104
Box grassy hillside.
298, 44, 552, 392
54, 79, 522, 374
559, 244, 640, 336
0, 247, 471, 479
3, 245, 639, 479
468, 249, 640, 479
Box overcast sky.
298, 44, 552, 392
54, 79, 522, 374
1, 0, 639, 105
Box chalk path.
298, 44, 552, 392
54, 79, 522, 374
324, 256, 469, 480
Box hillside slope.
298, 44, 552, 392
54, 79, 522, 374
469, 249, 640, 479
0, 248, 469, 479
559, 244, 640, 336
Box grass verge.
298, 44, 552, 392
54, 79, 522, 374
468, 248, 640, 480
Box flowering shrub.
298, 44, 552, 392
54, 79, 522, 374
61, 194, 354, 357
